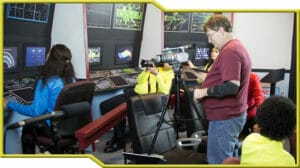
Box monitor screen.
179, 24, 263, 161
164, 12, 190, 32
3, 47, 18, 72
113, 4, 145, 30
7, 3, 50, 23
115, 46, 133, 64
194, 47, 210, 60
25, 46, 46, 67
88, 47, 101, 65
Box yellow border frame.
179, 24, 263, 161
0, 1, 299, 168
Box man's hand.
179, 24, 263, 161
187, 60, 196, 68
193, 88, 208, 101
197, 72, 207, 83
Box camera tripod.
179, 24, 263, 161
147, 62, 205, 155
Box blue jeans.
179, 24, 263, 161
207, 112, 246, 164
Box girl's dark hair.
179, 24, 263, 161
204, 44, 217, 71
42, 44, 75, 85
255, 95, 296, 141
205, 59, 214, 71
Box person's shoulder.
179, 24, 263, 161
46, 76, 64, 87
47, 76, 62, 82
250, 73, 259, 78
243, 133, 264, 144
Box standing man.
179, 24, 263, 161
193, 14, 252, 164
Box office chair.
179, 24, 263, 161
125, 93, 205, 164
21, 80, 95, 154
127, 93, 176, 155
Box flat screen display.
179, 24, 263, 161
3, 47, 18, 72
25, 47, 46, 67
164, 12, 190, 32
194, 47, 210, 60
113, 3, 144, 30
7, 3, 50, 23
88, 47, 101, 64
115, 46, 133, 64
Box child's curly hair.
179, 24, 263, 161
255, 95, 296, 141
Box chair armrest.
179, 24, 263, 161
75, 102, 127, 151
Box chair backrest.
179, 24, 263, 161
54, 80, 95, 109
55, 101, 92, 136
53, 80, 95, 137
127, 93, 176, 154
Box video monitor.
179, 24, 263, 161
86, 4, 113, 28
164, 12, 191, 32
24, 46, 46, 70
3, 47, 18, 72
88, 47, 101, 65
113, 3, 145, 30
194, 47, 210, 60
7, 3, 51, 23
115, 45, 134, 65
192, 47, 210, 66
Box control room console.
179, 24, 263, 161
89, 67, 141, 92
4, 78, 36, 104
89, 66, 203, 93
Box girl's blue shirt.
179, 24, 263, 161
7, 76, 65, 125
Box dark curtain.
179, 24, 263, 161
288, 13, 296, 103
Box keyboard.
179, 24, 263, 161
9, 87, 34, 104
184, 71, 198, 80
108, 76, 128, 87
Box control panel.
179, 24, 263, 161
4, 78, 36, 105
90, 68, 141, 92
4, 78, 36, 92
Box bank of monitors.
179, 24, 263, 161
23, 45, 47, 71
4, 43, 49, 75
115, 45, 134, 65
3, 46, 19, 73
88, 46, 102, 70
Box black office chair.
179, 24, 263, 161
127, 94, 176, 155
21, 80, 95, 154
125, 93, 205, 164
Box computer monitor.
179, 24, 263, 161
6, 3, 51, 23
192, 47, 210, 66
113, 4, 145, 30
115, 45, 134, 65
88, 47, 101, 64
88, 46, 102, 71
3, 47, 18, 72
23, 46, 47, 71
194, 47, 210, 60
